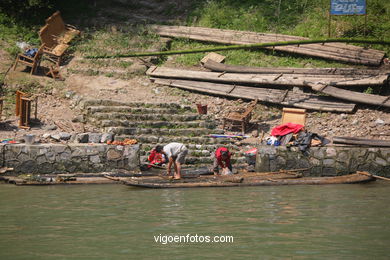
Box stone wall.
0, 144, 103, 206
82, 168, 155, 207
0, 143, 140, 174
256, 145, 390, 176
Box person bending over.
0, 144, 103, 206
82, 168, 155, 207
213, 147, 232, 176
162, 142, 188, 180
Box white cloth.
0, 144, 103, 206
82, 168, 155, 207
163, 142, 187, 158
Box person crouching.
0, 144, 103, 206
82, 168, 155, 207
148, 145, 166, 168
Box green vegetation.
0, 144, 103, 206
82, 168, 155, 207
0, 0, 389, 82
171, 0, 389, 67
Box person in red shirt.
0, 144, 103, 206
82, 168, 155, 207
213, 147, 232, 175
147, 145, 166, 168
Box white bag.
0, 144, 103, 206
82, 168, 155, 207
221, 168, 233, 176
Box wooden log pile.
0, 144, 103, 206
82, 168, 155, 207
151, 25, 386, 66
147, 62, 390, 112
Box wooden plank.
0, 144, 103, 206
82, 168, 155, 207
308, 83, 390, 108
152, 78, 356, 112
200, 52, 225, 64
151, 25, 386, 66
204, 60, 387, 76
147, 66, 389, 87
333, 136, 390, 147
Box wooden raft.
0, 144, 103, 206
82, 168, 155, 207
152, 78, 356, 113
151, 25, 386, 66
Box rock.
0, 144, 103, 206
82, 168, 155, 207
101, 133, 114, 143
42, 133, 51, 139
107, 149, 122, 160
88, 133, 102, 143
340, 114, 348, 120
76, 133, 89, 143
51, 134, 61, 141
59, 132, 71, 141
375, 119, 385, 125
251, 130, 259, 138
65, 91, 76, 99
44, 124, 57, 131
152, 88, 161, 94
72, 115, 85, 123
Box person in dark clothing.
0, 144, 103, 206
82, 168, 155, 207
213, 147, 232, 175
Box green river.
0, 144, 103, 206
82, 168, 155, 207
0, 182, 389, 259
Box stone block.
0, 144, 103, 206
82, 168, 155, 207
309, 157, 321, 166
0, 144, 4, 167
38, 162, 55, 174
325, 148, 337, 158
76, 133, 89, 143
18, 160, 38, 174
337, 151, 350, 163
335, 162, 349, 175
88, 133, 102, 143
101, 133, 114, 143
323, 159, 335, 167
107, 148, 122, 161
374, 157, 387, 167
90, 155, 101, 164
322, 167, 337, 176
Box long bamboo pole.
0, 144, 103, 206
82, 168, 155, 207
85, 38, 390, 59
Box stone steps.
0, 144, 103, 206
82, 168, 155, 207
141, 143, 242, 152
115, 135, 236, 145
106, 127, 224, 136
140, 155, 247, 165
140, 148, 247, 158
91, 112, 204, 122
87, 106, 192, 114
100, 119, 207, 128
81, 99, 250, 168
81, 99, 186, 109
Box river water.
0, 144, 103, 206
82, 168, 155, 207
0, 182, 389, 259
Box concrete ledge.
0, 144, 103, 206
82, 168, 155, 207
256, 145, 390, 176
0, 143, 140, 174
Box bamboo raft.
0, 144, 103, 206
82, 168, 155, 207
123, 171, 375, 189
150, 25, 386, 66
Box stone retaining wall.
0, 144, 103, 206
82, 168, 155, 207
0, 143, 140, 174
256, 145, 390, 176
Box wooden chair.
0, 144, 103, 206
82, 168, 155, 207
45, 11, 80, 44
281, 108, 306, 125
16, 90, 38, 129
39, 24, 69, 66
13, 44, 45, 75
223, 99, 258, 134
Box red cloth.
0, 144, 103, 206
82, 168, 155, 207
271, 123, 304, 137
215, 147, 231, 168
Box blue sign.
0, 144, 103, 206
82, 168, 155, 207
330, 0, 366, 15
